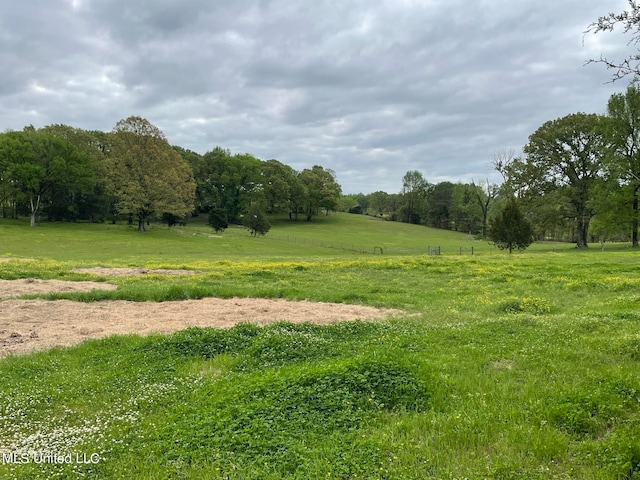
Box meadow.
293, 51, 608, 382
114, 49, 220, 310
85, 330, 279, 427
1, 214, 640, 479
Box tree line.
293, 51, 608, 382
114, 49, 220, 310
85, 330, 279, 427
340, 86, 640, 249
340, 175, 499, 239
3, 87, 639, 248
5, 92, 637, 249
0, 116, 341, 232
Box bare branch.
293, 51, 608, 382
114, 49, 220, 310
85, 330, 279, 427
585, 1, 640, 82
491, 148, 518, 183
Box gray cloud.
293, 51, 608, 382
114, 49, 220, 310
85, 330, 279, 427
0, 0, 631, 193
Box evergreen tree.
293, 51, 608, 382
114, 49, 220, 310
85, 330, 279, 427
208, 207, 229, 233
489, 197, 534, 253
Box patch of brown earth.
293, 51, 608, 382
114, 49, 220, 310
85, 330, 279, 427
0, 279, 118, 299
0, 298, 399, 358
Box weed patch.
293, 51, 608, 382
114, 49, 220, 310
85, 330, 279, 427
498, 296, 552, 315
142, 323, 262, 359
547, 389, 625, 438
138, 356, 429, 478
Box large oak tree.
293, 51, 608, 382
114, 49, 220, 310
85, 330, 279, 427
298, 165, 341, 221
39, 124, 110, 222
107, 117, 196, 232
197, 147, 262, 223
520, 113, 606, 248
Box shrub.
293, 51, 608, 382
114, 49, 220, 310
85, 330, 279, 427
207, 207, 228, 232
244, 204, 271, 236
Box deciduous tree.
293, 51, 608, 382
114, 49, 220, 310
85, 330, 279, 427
604, 86, 640, 246
298, 166, 342, 221
107, 116, 196, 232
0, 128, 94, 226
39, 124, 109, 222
470, 179, 500, 238
198, 148, 262, 223
368, 191, 390, 216
425, 181, 454, 229
261, 159, 295, 214
520, 113, 606, 247
244, 203, 270, 236
450, 183, 483, 234
400, 170, 429, 224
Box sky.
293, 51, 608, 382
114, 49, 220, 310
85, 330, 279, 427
0, 0, 634, 194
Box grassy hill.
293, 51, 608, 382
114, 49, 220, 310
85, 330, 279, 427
0, 212, 578, 264
1, 215, 640, 479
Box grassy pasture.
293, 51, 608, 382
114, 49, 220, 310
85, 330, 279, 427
0, 213, 582, 263
1, 216, 640, 478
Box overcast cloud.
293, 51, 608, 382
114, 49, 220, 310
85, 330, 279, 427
0, 0, 632, 193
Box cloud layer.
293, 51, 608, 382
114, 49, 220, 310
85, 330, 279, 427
0, 0, 631, 192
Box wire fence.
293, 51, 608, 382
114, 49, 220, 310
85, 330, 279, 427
266, 234, 481, 255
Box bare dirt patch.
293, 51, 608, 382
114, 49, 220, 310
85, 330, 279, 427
0, 277, 400, 358
0, 298, 399, 358
0, 279, 118, 299
72, 267, 203, 276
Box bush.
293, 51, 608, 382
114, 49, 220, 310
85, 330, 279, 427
207, 207, 228, 232
244, 204, 271, 236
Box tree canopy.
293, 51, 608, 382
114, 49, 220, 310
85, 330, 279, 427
0, 118, 346, 233
509, 113, 606, 247
5, 94, 640, 247
107, 116, 197, 232
0, 128, 94, 226
602, 86, 640, 247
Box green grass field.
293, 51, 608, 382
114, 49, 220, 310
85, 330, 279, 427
0, 213, 582, 263
1, 215, 640, 479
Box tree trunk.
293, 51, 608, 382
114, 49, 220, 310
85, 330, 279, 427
137, 213, 146, 232
481, 210, 488, 239
633, 185, 639, 248
575, 211, 589, 248
29, 195, 41, 227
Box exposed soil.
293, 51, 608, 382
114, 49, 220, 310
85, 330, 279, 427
0, 277, 400, 358
0, 278, 118, 298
